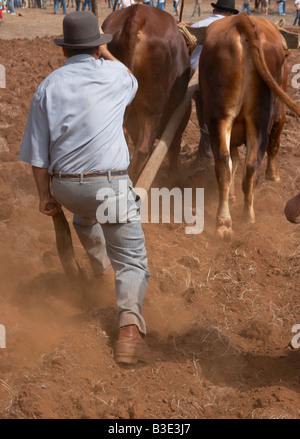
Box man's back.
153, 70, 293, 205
19, 55, 137, 175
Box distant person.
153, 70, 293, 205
262, 0, 268, 15
241, 0, 251, 14
282, 0, 287, 14
157, 0, 165, 9
143, 0, 152, 5
293, 0, 300, 25
75, 0, 80, 10
54, 0, 66, 14
116, 0, 136, 9
0, 0, 3, 23
7, 0, 15, 14
190, 0, 239, 72
277, 0, 284, 15
82, 0, 91, 10
173, 0, 179, 15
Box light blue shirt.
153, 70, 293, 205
19, 54, 138, 174
190, 14, 225, 71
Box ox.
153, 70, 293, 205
197, 14, 300, 238
102, 4, 191, 183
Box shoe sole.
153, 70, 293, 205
115, 355, 139, 364
115, 353, 154, 364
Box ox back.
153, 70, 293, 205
102, 5, 191, 183
197, 14, 300, 239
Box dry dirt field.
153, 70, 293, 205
0, 1, 300, 420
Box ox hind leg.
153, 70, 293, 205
194, 89, 213, 161
168, 102, 191, 175
209, 120, 234, 239
265, 106, 285, 182
242, 117, 267, 223
128, 114, 161, 185
229, 146, 239, 204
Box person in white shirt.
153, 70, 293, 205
190, 0, 239, 72
116, 0, 136, 9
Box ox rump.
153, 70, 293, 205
102, 4, 191, 184
196, 13, 300, 238
185, 22, 300, 49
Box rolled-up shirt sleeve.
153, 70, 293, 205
18, 91, 50, 169
115, 62, 138, 107
125, 71, 138, 106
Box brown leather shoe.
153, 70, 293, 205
114, 325, 156, 364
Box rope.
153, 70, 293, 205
275, 19, 289, 51
178, 22, 198, 53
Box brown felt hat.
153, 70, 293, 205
54, 11, 112, 49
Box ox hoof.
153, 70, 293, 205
242, 210, 256, 224
265, 171, 280, 182
216, 225, 233, 240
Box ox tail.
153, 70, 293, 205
237, 14, 300, 117
124, 5, 143, 72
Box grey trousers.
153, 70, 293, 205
52, 174, 150, 334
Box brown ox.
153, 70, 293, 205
197, 14, 300, 238
102, 5, 191, 183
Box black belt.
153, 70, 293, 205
53, 169, 128, 179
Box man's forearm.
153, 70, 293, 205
32, 166, 51, 199
100, 46, 133, 74
32, 166, 61, 216
99, 26, 133, 73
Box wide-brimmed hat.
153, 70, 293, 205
54, 11, 112, 49
211, 0, 239, 14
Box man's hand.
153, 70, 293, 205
98, 26, 133, 73
40, 196, 62, 217
32, 166, 61, 217
99, 26, 112, 60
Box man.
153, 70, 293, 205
7, 0, 15, 14
82, 0, 91, 11
241, 0, 251, 15
18, 11, 153, 365
190, 0, 239, 160
54, 0, 66, 14
116, 0, 136, 9
157, 0, 165, 10
190, 0, 239, 72
173, 0, 179, 16
277, 0, 284, 16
